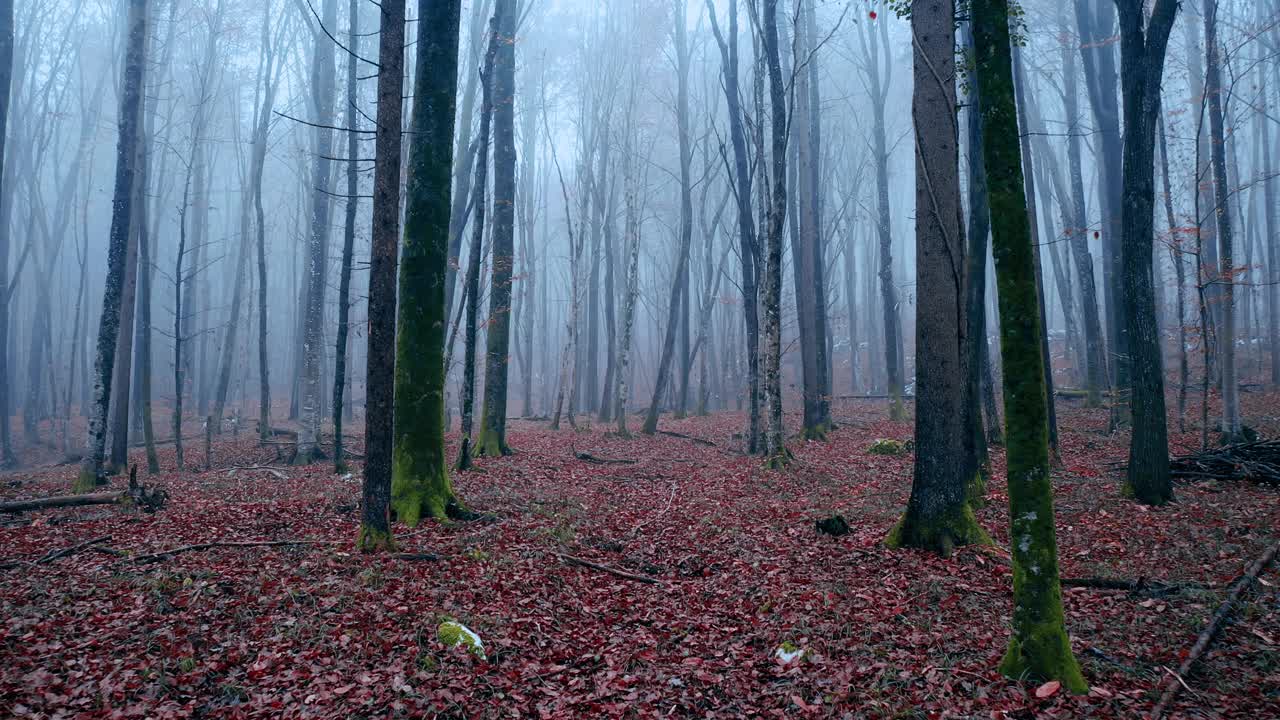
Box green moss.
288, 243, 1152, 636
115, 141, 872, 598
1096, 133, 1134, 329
472, 425, 511, 457
355, 523, 395, 552
999, 620, 1088, 694
868, 438, 911, 456
72, 468, 99, 494
391, 440, 459, 527
884, 503, 992, 556
437, 619, 485, 659
799, 422, 830, 441
967, 468, 988, 508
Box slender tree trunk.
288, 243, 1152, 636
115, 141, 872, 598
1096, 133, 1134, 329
332, 0, 361, 471
973, 0, 1086, 691
1204, 0, 1240, 442
473, 0, 516, 456
75, 0, 148, 492
357, 0, 406, 552
761, 0, 789, 466
642, 0, 695, 436
458, 18, 497, 467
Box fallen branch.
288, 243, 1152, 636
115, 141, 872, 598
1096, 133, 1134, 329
36, 535, 113, 565
1061, 576, 1203, 594
1166, 439, 1280, 485
389, 552, 440, 561
574, 451, 637, 465
130, 540, 336, 565
1149, 540, 1280, 720
656, 430, 716, 447
554, 552, 663, 585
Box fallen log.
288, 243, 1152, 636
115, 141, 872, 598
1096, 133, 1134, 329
1061, 576, 1203, 595
1166, 439, 1280, 485
555, 552, 663, 585
1149, 540, 1280, 720
36, 535, 113, 565
656, 430, 716, 447
226, 465, 290, 480
574, 451, 637, 466
130, 539, 336, 565
0, 475, 166, 514
389, 552, 440, 561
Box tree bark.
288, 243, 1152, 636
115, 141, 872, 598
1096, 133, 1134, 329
75, 0, 148, 492
972, 0, 1087, 691
357, 0, 406, 552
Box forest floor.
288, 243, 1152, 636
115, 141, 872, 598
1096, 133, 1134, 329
1, 396, 1278, 719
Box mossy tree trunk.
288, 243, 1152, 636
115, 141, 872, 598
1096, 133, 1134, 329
391, 0, 466, 525
971, 0, 1087, 693
1117, 0, 1178, 504
458, 18, 498, 468
358, 0, 407, 552
75, 0, 148, 493
962, 22, 994, 491
889, 0, 989, 556
474, 0, 516, 457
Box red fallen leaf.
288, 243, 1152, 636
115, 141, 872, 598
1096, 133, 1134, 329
333, 684, 355, 696
1035, 680, 1061, 698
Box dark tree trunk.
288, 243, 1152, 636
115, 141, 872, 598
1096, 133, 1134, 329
706, 0, 760, 453
332, 0, 362, 471
357, 0, 406, 552
1116, 0, 1177, 503
761, 0, 788, 465
889, 0, 986, 555
75, 0, 148, 492
0, 0, 13, 467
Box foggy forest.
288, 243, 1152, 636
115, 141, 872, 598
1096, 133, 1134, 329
1, 0, 1279, 716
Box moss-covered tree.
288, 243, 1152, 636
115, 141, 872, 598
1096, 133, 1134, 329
474, 0, 517, 457
888, 0, 989, 555
971, 0, 1087, 693
390, 0, 466, 526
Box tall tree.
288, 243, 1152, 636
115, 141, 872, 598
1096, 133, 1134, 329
706, 0, 761, 453
392, 0, 468, 523
889, 0, 987, 555
972, 0, 1087, 691
1203, 0, 1240, 442
74, 0, 148, 492
457, 14, 498, 467
0, 0, 13, 467
642, 0, 696, 436
790, 0, 830, 440
332, 0, 363, 471
473, 0, 516, 456
250, 3, 281, 444
1116, 0, 1177, 503
857, 11, 905, 421
296, 0, 339, 463
357, 0, 406, 552
760, 0, 789, 467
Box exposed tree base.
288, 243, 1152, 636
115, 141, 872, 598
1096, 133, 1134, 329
455, 436, 473, 471
998, 622, 1088, 694
356, 524, 396, 553
291, 445, 329, 466
472, 430, 512, 458
815, 514, 851, 537
764, 447, 794, 470
885, 505, 992, 557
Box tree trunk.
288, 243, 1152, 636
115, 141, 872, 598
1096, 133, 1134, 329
473, 0, 516, 456
1116, 0, 1177, 503
75, 0, 148, 492
889, 0, 987, 555
332, 0, 362, 471
642, 0, 695, 436
1204, 0, 1240, 442
972, 0, 1087, 691
357, 0, 406, 552
391, 0, 467, 524
760, 0, 789, 466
